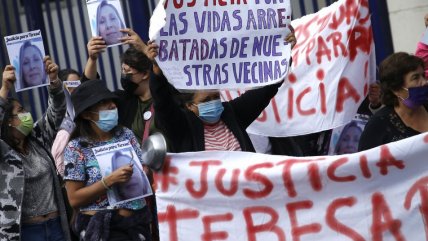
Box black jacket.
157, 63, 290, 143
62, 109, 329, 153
150, 73, 282, 153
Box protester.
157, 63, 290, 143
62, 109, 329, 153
84, 29, 167, 143
51, 68, 81, 176
358, 52, 428, 151
63, 79, 152, 240
145, 31, 293, 152
96, 0, 125, 45
84, 28, 165, 241
415, 13, 428, 79
0, 59, 71, 240
19, 40, 46, 88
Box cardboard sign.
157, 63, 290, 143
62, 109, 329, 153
150, 0, 292, 90
4, 30, 49, 92
86, 0, 127, 47
93, 140, 152, 206
155, 133, 428, 241
221, 0, 376, 137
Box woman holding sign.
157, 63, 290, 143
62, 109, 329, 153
147, 39, 288, 152
0, 58, 71, 241
359, 52, 428, 151
63, 79, 152, 241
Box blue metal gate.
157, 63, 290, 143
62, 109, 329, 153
0, 0, 393, 119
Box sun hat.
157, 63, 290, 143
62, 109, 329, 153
71, 79, 118, 120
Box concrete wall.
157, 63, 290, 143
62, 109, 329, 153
387, 0, 428, 53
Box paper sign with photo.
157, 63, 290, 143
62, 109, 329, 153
93, 140, 152, 206
328, 114, 369, 155
86, 0, 127, 47
4, 30, 49, 92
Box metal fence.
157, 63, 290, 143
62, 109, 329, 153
0, 0, 392, 118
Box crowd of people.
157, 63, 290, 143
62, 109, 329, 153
0, 5, 427, 241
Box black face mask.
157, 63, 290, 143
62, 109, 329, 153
120, 74, 139, 95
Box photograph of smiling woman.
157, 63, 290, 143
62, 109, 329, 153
95, 0, 126, 46
18, 41, 48, 90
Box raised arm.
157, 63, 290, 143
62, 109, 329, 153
0, 65, 17, 133
33, 56, 66, 147
83, 37, 106, 81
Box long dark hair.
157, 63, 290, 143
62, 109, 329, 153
0, 98, 25, 152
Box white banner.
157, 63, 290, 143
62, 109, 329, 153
155, 133, 428, 241
222, 0, 376, 137
150, 0, 292, 90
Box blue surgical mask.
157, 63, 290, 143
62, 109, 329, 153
92, 108, 118, 132
400, 86, 428, 109
197, 99, 224, 124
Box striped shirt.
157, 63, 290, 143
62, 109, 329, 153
204, 120, 242, 151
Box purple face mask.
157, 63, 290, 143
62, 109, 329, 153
400, 85, 428, 109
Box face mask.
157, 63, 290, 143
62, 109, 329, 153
120, 74, 139, 95
13, 112, 34, 136
93, 108, 118, 132
400, 86, 428, 109
197, 99, 224, 124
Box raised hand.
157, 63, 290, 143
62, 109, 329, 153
284, 25, 296, 49
0, 65, 16, 99
119, 28, 147, 53
368, 83, 382, 108
87, 36, 107, 60
44, 56, 60, 86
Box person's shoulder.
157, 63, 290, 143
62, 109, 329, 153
370, 105, 393, 120
116, 126, 135, 137
67, 136, 87, 149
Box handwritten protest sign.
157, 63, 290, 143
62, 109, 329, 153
155, 132, 428, 241
150, 0, 292, 90
93, 140, 152, 206
4, 30, 49, 92
86, 0, 127, 47
222, 0, 376, 137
